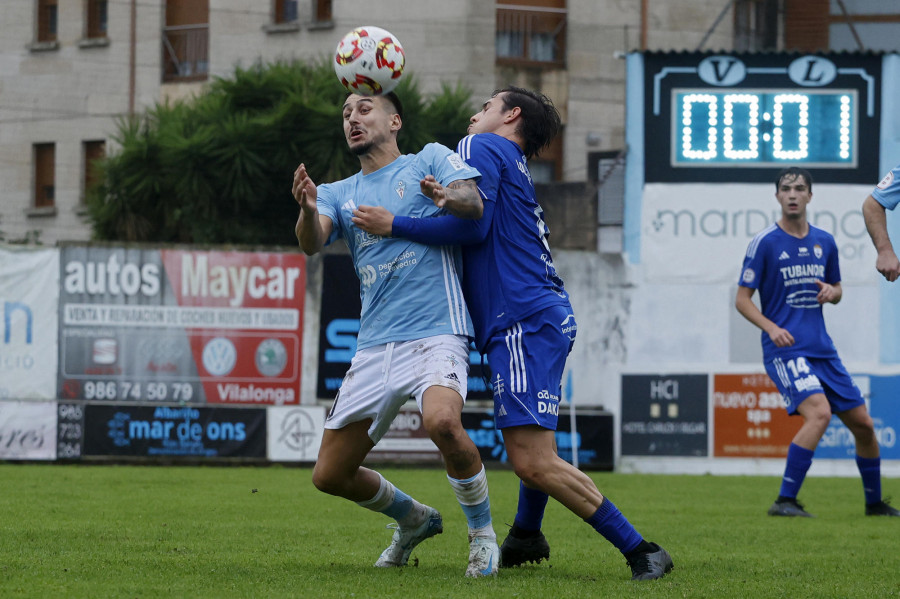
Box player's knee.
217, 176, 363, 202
510, 459, 550, 490
424, 413, 463, 444
311, 466, 341, 496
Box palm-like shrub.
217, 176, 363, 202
87, 60, 474, 245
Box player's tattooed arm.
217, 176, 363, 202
420, 176, 483, 219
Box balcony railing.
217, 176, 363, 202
496, 6, 566, 67
162, 24, 209, 82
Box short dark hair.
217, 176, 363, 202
343, 91, 404, 120
775, 167, 813, 193
382, 91, 404, 120
494, 86, 561, 159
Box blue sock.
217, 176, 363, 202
381, 487, 413, 521
513, 481, 549, 532
856, 455, 882, 505
585, 498, 643, 554
779, 443, 814, 499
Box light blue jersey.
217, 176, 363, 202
316, 143, 479, 349
872, 163, 900, 210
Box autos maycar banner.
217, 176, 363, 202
57, 246, 304, 405
0, 246, 59, 399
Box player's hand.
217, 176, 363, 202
352, 205, 394, 237
767, 326, 794, 348
875, 249, 900, 282
420, 175, 448, 208
292, 164, 318, 213
814, 280, 839, 304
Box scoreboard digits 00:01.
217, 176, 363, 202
673, 89, 855, 167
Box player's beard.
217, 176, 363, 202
350, 140, 374, 156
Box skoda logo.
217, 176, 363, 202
255, 338, 287, 377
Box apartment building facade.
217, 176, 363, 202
1, 0, 896, 245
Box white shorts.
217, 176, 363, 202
324, 334, 470, 443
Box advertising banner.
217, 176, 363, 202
461, 407, 614, 470
641, 183, 877, 285
816, 374, 898, 460
369, 405, 441, 463
316, 254, 491, 400
267, 405, 325, 462
57, 402, 85, 460
0, 401, 57, 460
82, 404, 266, 458
713, 373, 798, 458
0, 246, 59, 399
621, 374, 709, 456
57, 246, 304, 405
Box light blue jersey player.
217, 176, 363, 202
316, 142, 475, 350
863, 162, 900, 281
294, 92, 501, 578
737, 166, 899, 518
354, 87, 673, 581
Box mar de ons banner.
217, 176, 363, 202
57, 245, 305, 406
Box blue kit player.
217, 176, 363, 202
863, 162, 900, 282
352, 86, 673, 580
293, 91, 501, 577
736, 166, 899, 518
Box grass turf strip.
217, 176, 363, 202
0, 464, 897, 598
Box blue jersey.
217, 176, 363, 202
872, 163, 900, 210
391, 133, 570, 351
316, 143, 478, 349
738, 223, 841, 361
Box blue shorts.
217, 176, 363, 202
485, 304, 575, 430
765, 355, 864, 415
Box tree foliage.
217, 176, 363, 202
86, 61, 474, 245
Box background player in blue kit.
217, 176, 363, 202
736, 166, 899, 518
352, 86, 673, 580
293, 91, 500, 577
863, 162, 900, 281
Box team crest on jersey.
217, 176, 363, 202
813, 244, 822, 259
877, 170, 894, 190
447, 153, 466, 170
395, 180, 405, 199
742, 268, 755, 284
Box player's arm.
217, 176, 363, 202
862, 194, 900, 282
420, 176, 483, 219
735, 285, 795, 347
352, 198, 493, 245
292, 163, 333, 255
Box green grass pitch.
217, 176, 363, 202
0, 464, 897, 598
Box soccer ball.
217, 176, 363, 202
334, 26, 405, 96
